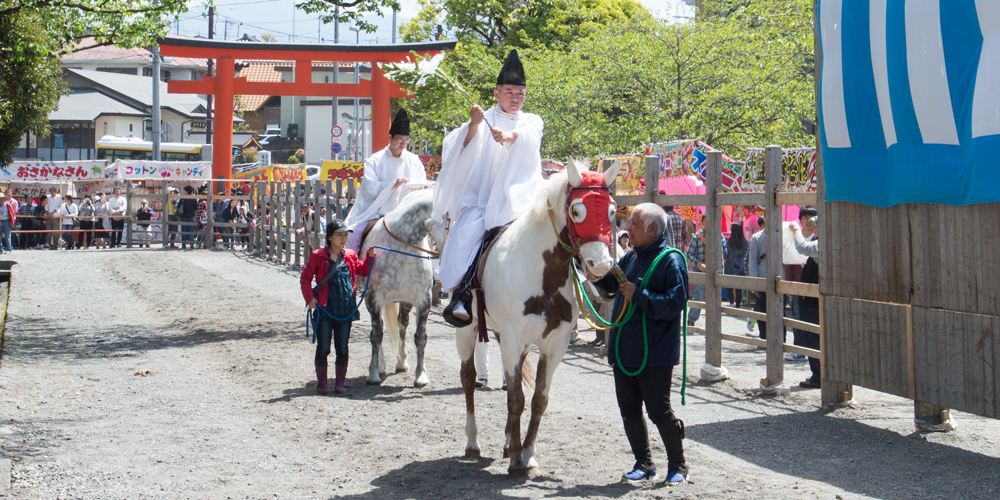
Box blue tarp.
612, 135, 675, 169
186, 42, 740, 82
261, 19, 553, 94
819, 0, 1000, 206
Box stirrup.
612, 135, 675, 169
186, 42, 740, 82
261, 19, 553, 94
452, 301, 470, 321
443, 292, 473, 328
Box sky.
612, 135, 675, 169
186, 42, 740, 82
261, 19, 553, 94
173, 0, 694, 45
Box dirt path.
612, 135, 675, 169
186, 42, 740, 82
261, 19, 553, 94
1, 249, 998, 499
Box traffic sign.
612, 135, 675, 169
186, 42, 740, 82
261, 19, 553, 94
331, 143, 343, 154
232, 146, 240, 156
331, 125, 343, 137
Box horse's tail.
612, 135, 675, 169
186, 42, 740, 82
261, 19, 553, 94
521, 356, 536, 391
382, 302, 401, 356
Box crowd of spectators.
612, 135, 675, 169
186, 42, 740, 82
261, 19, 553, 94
0, 183, 266, 252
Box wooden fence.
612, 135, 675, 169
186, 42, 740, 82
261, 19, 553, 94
607, 147, 822, 392
248, 179, 356, 265
121, 180, 253, 249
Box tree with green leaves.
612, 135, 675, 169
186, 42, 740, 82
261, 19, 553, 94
0, 0, 192, 166
524, 0, 815, 159
394, 0, 651, 154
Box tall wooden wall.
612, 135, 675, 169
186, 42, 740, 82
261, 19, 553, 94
822, 201, 1000, 419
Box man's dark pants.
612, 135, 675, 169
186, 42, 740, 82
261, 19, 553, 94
792, 296, 821, 382
110, 218, 125, 247
613, 365, 686, 475
754, 291, 789, 341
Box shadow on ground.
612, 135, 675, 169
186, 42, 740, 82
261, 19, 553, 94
329, 455, 637, 500
6, 315, 300, 361
686, 410, 1000, 499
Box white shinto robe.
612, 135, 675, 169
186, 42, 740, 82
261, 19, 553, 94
433, 106, 544, 290
345, 146, 427, 253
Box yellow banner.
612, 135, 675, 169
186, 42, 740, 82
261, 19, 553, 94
321, 160, 364, 182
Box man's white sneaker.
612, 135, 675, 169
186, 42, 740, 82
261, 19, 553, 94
453, 301, 470, 321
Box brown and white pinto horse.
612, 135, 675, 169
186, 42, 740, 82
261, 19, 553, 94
456, 159, 620, 477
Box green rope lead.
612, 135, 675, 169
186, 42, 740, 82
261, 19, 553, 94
611, 248, 690, 405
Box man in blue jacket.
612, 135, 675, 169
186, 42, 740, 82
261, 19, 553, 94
592, 203, 689, 486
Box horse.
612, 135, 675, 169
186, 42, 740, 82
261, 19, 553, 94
456, 159, 621, 477
360, 189, 437, 388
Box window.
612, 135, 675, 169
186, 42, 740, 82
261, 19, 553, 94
96, 67, 138, 75
143, 67, 153, 77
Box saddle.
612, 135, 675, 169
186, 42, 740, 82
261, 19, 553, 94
358, 218, 379, 250
443, 223, 511, 332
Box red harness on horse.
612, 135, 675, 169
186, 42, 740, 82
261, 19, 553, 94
562, 171, 616, 253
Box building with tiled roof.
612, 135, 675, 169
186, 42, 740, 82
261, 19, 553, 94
236, 60, 368, 138
61, 37, 207, 81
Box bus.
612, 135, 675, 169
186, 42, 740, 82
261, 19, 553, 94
96, 135, 203, 162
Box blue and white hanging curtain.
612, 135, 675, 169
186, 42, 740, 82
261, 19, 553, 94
820, 0, 1000, 206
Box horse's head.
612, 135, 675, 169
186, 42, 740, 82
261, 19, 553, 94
560, 158, 620, 280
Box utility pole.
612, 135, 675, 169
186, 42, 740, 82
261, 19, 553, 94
331, 7, 340, 160
392, 8, 397, 44
152, 0, 162, 161
206, 6, 214, 145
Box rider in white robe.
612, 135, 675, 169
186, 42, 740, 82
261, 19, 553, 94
433, 51, 543, 296
345, 109, 427, 254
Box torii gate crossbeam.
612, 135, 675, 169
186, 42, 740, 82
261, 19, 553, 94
157, 36, 456, 187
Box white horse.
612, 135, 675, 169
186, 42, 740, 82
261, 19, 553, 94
360, 189, 437, 387
457, 159, 620, 477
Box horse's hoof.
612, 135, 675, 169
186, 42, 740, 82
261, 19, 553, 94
378, 371, 389, 379
365, 377, 383, 386
414, 373, 429, 388
508, 467, 529, 479
464, 448, 481, 458
396, 363, 409, 373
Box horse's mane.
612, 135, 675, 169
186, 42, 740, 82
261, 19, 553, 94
527, 170, 570, 225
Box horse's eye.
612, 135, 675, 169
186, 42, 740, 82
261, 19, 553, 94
569, 199, 587, 223
608, 202, 617, 223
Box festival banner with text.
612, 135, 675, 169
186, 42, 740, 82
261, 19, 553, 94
743, 148, 817, 193
4, 161, 109, 182
117, 161, 211, 180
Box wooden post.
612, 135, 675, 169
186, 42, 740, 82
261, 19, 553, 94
125, 182, 133, 249
294, 182, 302, 267
284, 181, 292, 264
252, 181, 260, 255
161, 181, 169, 247
313, 179, 323, 248
813, 0, 853, 406
704, 152, 723, 369
206, 188, 214, 250
645, 154, 658, 204
303, 181, 312, 258
605, 157, 618, 348
267, 181, 275, 261
330, 179, 338, 222
764, 145, 784, 388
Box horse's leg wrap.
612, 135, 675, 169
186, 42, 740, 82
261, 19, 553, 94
396, 302, 412, 373
521, 354, 555, 472
413, 298, 431, 387
505, 351, 529, 478
366, 297, 385, 385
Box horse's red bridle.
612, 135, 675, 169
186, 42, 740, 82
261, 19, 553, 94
562, 171, 616, 252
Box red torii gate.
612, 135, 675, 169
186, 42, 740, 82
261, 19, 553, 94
158, 36, 455, 187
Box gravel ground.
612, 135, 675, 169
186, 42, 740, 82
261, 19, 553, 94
1, 248, 999, 499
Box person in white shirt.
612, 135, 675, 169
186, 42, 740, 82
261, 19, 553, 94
45, 186, 62, 249
344, 108, 427, 254
58, 194, 79, 250
107, 187, 128, 248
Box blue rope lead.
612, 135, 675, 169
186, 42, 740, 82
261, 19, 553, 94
369, 245, 434, 260
305, 244, 430, 342
308, 267, 373, 342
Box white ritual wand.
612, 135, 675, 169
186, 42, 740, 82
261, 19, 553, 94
380, 52, 493, 129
